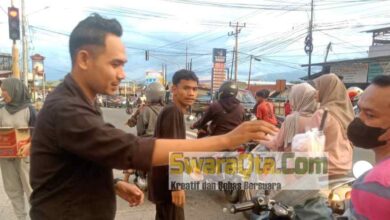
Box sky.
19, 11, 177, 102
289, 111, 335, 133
1, 0, 390, 82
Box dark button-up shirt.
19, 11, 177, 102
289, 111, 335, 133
30, 74, 155, 220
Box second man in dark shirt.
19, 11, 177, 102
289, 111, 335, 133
149, 69, 198, 220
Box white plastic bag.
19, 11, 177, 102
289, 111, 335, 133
291, 128, 325, 152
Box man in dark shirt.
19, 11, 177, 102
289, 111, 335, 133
30, 13, 278, 220
191, 81, 245, 136
148, 69, 197, 220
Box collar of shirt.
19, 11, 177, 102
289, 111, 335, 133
63, 73, 102, 115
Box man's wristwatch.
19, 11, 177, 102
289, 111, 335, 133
113, 178, 123, 186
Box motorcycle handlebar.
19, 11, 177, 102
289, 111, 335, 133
229, 201, 255, 213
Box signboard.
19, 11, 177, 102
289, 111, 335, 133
367, 61, 390, 82
211, 49, 227, 91
330, 63, 368, 83
213, 48, 227, 63
31, 54, 45, 77
0, 54, 12, 72
145, 70, 164, 85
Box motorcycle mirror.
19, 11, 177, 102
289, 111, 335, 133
352, 160, 373, 179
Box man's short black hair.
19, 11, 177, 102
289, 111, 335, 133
256, 89, 270, 98
69, 13, 123, 66
172, 69, 199, 85
372, 75, 390, 87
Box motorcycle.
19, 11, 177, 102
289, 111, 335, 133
225, 190, 295, 220
227, 160, 373, 220
327, 160, 373, 219
224, 141, 259, 203
233, 144, 270, 219
125, 101, 135, 115
124, 169, 148, 191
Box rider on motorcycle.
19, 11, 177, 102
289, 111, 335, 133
191, 81, 245, 138
124, 82, 165, 188
136, 82, 165, 137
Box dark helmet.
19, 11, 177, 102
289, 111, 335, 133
145, 82, 165, 103
218, 81, 238, 100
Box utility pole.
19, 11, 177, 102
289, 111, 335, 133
165, 64, 167, 85
21, 0, 28, 86
305, 0, 314, 78
230, 48, 235, 80
248, 55, 252, 89
324, 42, 332, 63
247, 55, 261, 90
185, 44, 188, 70
228, 22, 246, 82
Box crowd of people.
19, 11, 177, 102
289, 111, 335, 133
0, 13, 389, 220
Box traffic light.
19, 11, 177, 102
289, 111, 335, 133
8, 7, 20, 41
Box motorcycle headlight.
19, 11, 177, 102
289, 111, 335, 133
328, 192, 341, 202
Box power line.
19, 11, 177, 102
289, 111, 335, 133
0, 5, 7, 15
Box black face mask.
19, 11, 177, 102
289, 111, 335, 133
347, 118, 387, 149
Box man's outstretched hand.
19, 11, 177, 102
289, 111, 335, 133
115, 181, 144, 207
224, 120, 279, 150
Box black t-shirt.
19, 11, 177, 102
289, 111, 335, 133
148, 104, 186, 203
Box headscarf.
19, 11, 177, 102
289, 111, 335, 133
1, 78, 31, 114
313, 73, 354, 137
283, 83, 318, 148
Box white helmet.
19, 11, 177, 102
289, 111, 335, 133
347, 87, 363, 101
145, 82, 165, 103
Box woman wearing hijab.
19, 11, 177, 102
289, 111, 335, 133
0, 78, 36, 220
261, 77, 353, 219
263, 82, 318, 151
313, 73, 354, 177
260, 83, 331, 218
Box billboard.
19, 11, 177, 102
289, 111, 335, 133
211, 48, 227, 91
367, 61, 390, 82
330, 63, 368, 83
213, 48, 227, 63
145, 70, 164, 85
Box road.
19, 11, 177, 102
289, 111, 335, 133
0, 107, 374, 220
